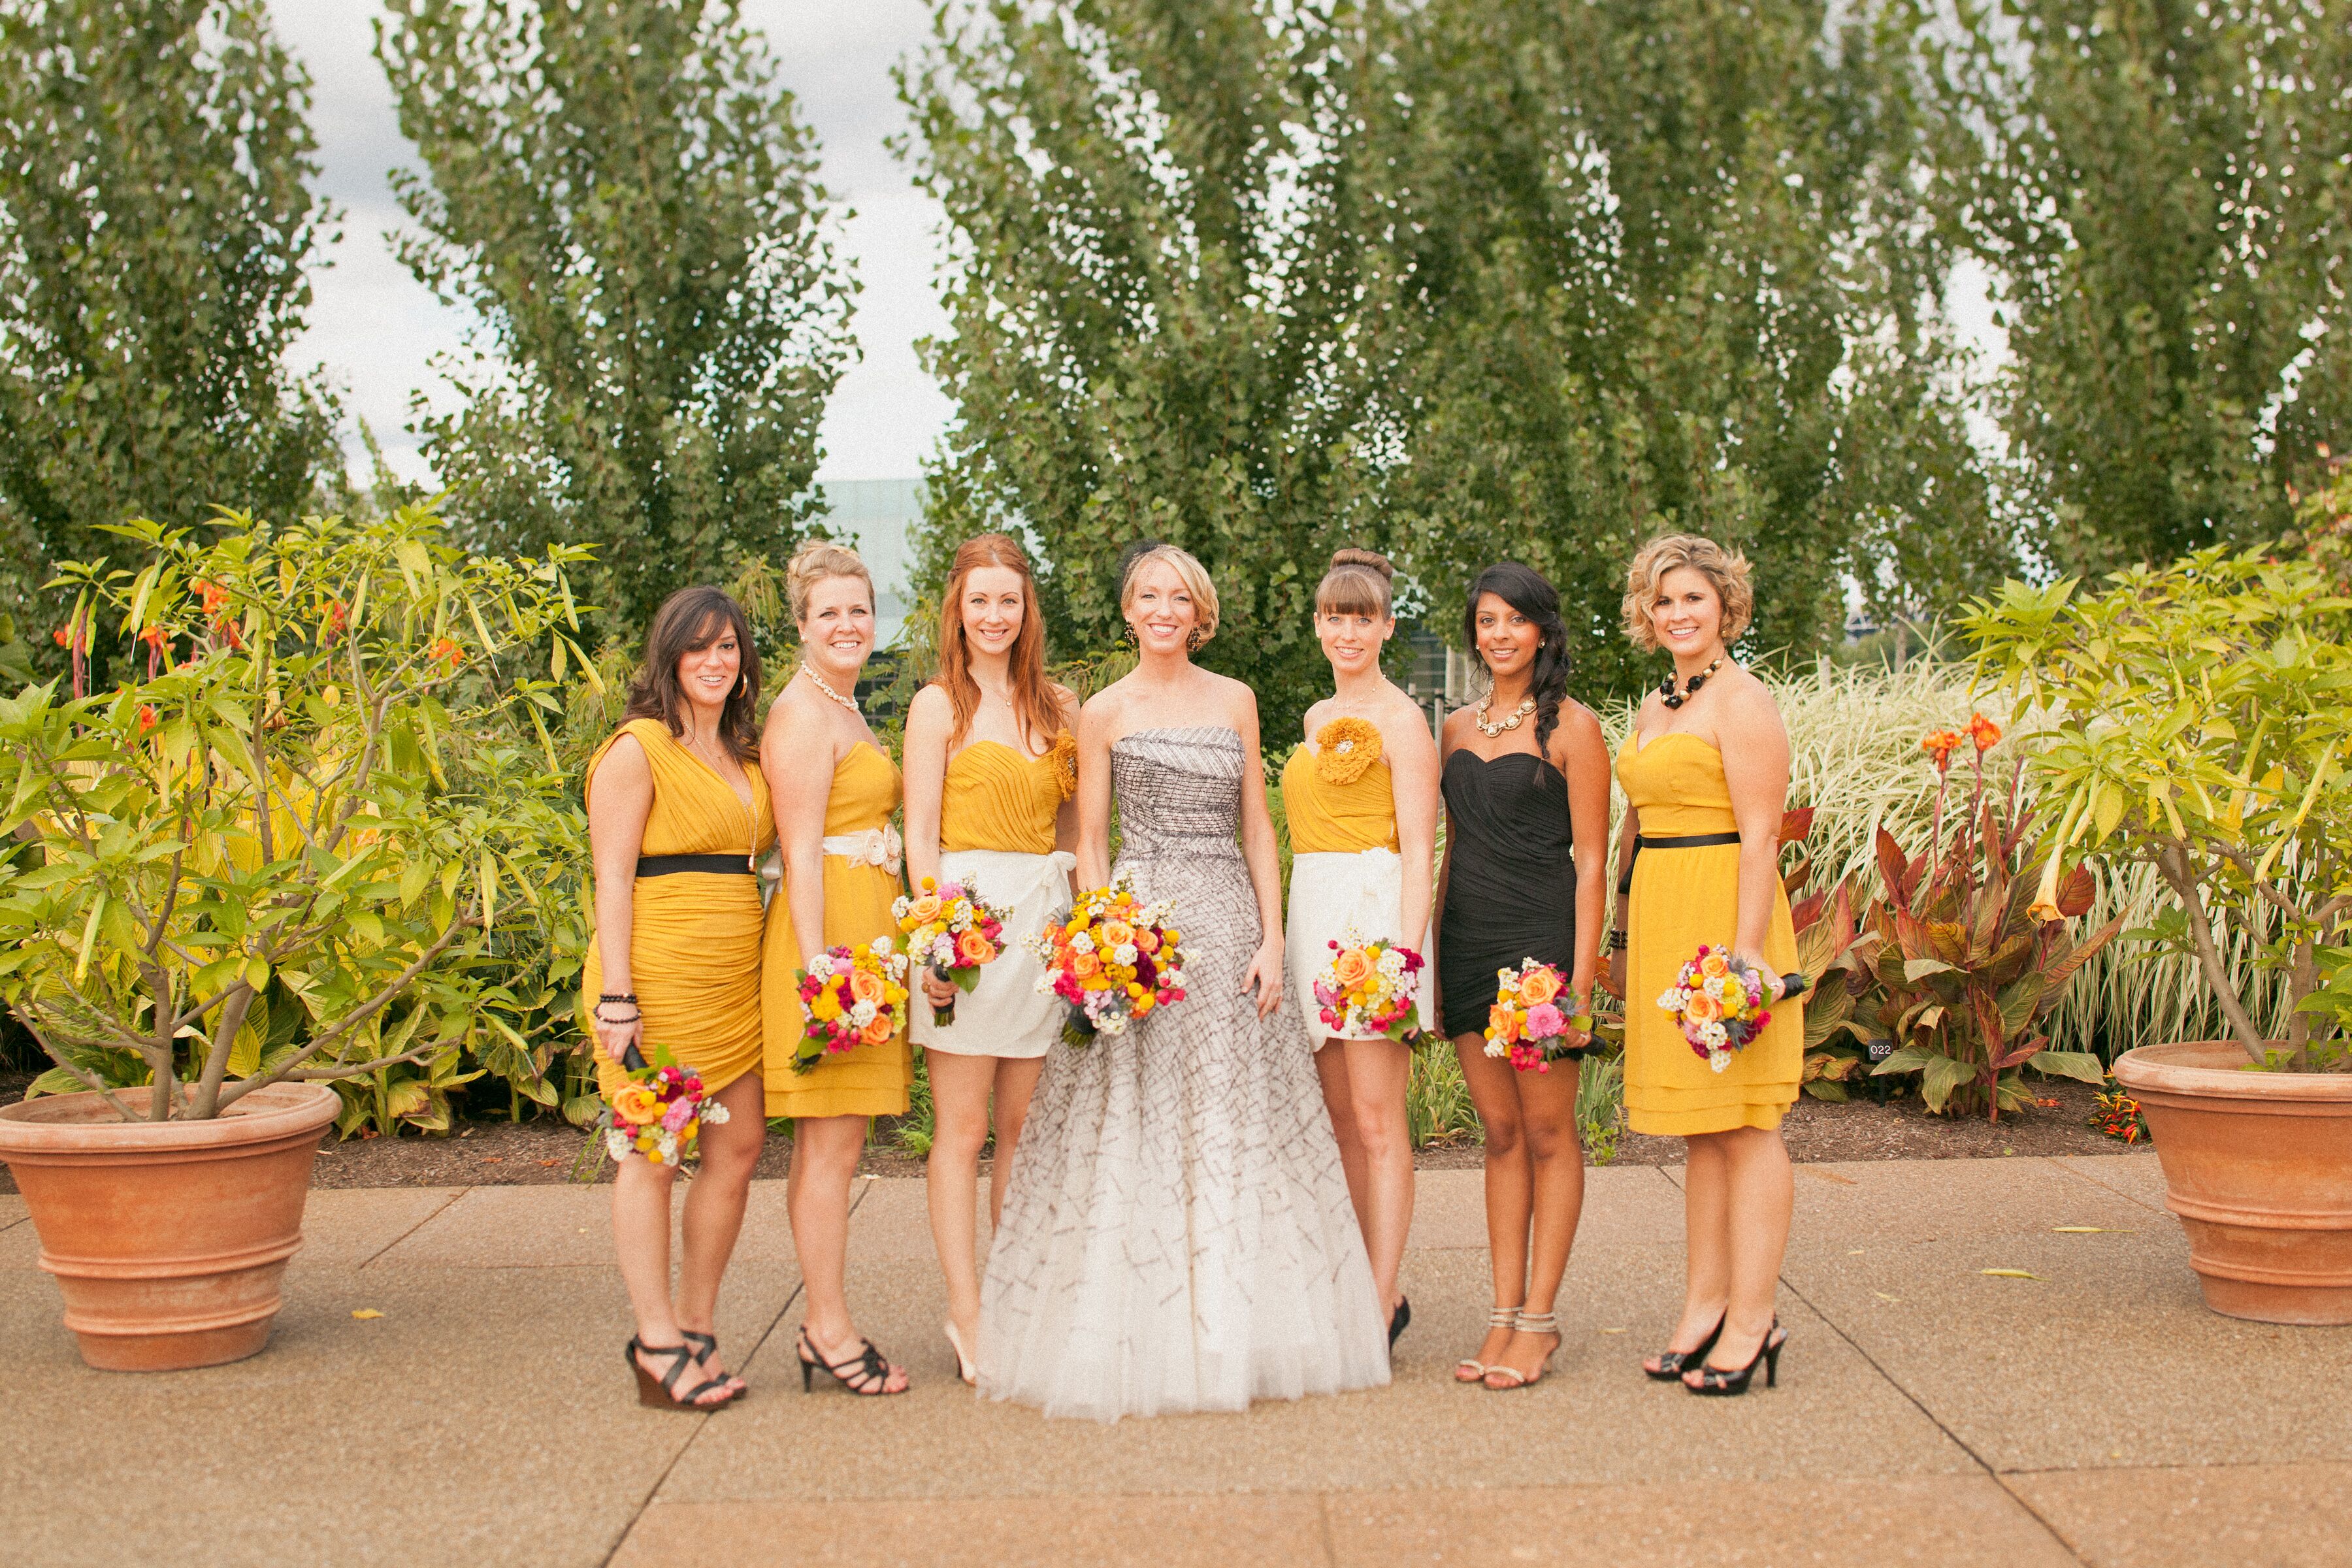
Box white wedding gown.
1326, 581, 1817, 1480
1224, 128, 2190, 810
977, 727, 1390, 1421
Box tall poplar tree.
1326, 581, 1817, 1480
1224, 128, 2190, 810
378, 0, 857, 632
1925, 0, 2352, 576
0, 0, 338, 606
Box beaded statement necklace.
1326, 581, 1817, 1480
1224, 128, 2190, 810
801, 664, 860, 713
1658, 656, 1723, 711
1473, 693, 1537, 738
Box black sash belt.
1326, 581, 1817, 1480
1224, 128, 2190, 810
636, 854, 757, 877
1620, 832, 1742, 894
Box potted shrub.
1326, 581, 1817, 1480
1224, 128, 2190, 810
1969, 546, 2352, 1324
0, 505, 589, 1368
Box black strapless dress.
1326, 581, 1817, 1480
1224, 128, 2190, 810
1436, 749, 1577, 1039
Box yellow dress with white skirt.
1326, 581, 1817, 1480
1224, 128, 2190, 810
1281, 718, 1427, 1041
911, 733, 1078, 1058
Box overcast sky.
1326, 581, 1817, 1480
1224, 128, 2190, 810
269, 0, 954, 487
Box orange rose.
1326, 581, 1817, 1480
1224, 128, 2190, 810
1100, 919, 1135, 948
858, 1013, 895, 1046
957, 932, 996, 965
1488, 1004, 1518, 1041
1517, 966, 1563, 1006
610, 1083, 663, 1126
1698, 953, 1731, 980
1134, 929, 1159, 953
1072, 952, 1101, 979
1331, 948, 1374, 988
849, 969, 886, 1005
909, 894, 943, 923
1684, 992, 1723, 1024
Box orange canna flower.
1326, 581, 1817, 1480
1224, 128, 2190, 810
1966, 712, 2002, 753
1921, 728, 1964, 772
136, 705, 158, 734
429, 637, 464, 668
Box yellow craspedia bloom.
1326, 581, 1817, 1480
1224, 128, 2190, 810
812, 992, 843, 1022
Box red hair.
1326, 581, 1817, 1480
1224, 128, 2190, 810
936, 534, 1064, 751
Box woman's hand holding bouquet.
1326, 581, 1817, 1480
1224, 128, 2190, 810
792, 938, 911, 1073
1313, 932, 1424, 1043
1483, 959, 1592, 1073
595, 1045, 730, 1168
893, 875, 1011, 1026
1657, 943, 1805, 1073
1030, 877, 1188, 1049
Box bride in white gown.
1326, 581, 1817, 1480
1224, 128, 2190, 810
977, 544, 1390, 1421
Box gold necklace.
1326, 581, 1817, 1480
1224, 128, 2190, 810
802, 664, 859, 713
1474, 693, 1536, 737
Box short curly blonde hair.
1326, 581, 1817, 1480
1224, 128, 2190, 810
1622, 534, 1754, 650
1120, 544, 1221, 647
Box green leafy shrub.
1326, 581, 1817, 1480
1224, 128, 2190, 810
1968, 550, 2352, 1071
0, 505, 592, 1126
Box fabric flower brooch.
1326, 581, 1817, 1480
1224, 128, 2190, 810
1313, 717, 1382, 785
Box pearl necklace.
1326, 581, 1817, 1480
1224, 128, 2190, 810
801, 664, 860, 713
1474, 693, 1536, 738
1659, 656, 1722, 711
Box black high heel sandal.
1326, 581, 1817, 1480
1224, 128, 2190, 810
1644, 1313, 1725, 1382
798, 1326, 909, 1396
1685, 1320, 1787, 1396
679, 1330, 747, 1399
625, 1336, 738, 1411
1388, 1295, 1412, 1350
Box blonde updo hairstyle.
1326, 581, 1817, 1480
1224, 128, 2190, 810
1621, 533, 1755, 651
1119, 542, 1220, 648
1315, 546, 1395, 619
785, 538, 875, 625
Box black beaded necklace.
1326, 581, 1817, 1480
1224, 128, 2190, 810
1658, 655, 1723, 711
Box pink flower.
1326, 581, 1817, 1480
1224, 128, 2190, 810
1526, 1002, 1566, 1037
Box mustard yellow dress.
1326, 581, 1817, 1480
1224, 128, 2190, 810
911, 734, 1077, 1058
1614, 732, 1803, 1135
1281, 723, 1426, 1040
582, 718, 772, 1098
762, 742, 913, 1119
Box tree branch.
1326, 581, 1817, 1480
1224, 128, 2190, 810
11, 1009, 143, 1122
2154, 843, 2269, 1063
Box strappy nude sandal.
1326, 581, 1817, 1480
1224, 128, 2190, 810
1455, 1305, 1519, 1384
1484, 1310, 1560, 1392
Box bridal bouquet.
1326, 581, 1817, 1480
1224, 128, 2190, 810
893, 875, 1011, 1026
1030, 877, 1188, 1049
1658, 945, 1803, 1073
792, 938, 911, 1073
1313, 932, 1424, 1042
1482, 959, 1592, 1074
595, 1045, 731, 1168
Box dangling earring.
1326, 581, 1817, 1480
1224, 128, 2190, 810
1124, 623, 1140, 647
1186, 627, 1206, 652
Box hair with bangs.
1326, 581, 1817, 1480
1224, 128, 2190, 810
1315, 546, 1395, 619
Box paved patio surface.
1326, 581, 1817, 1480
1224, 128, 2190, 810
3, 1152, 2347, 1566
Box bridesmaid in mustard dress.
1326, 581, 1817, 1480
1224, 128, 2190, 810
1281, 547, 1439, 1352
1607, 534, 1803, 1397
760, 542, 913, 1397
585, 587, 772, 1409
902, 534, 1079, 1386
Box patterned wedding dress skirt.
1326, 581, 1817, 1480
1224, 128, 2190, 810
978, 727, 1390, 1421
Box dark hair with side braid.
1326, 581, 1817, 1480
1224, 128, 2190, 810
1463, 561, 1572, 754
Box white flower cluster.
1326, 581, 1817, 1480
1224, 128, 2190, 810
1702, 975, 1726, 1001
1657, 987, 1691, 1013
1069, 930, 1096, 955
850, 999, 879, 1028
606, 1126, 681, 1165
1377, 949, 1406, 979
1111, 941, 1138, 966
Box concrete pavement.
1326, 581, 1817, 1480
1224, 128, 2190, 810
3, 1153, 2347, 1567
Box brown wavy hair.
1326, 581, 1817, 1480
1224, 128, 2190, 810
935, 534, 1063, 751
623, 585, 761, 761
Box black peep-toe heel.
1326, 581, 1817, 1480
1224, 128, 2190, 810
1644, 1313, 1725, 1382
1388, 1294, 1412, 1350
1685, 1320, 1787, 1396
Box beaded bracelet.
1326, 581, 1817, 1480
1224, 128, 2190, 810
598, 992, 638, 1004
1605, 930, 1628, 953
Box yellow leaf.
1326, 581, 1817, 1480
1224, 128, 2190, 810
351, 1309, 384, 1320
1980, 1268, 2042, 1279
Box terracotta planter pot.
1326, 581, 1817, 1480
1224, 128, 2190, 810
2113, 1041, 2352, 1326
0, 1081, 338, 1370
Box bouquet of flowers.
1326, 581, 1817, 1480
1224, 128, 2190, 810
1029, 876, 1188, 1048
1657, 945, 1804, 1073
1482, 960, 1592, 1073
893, 875, 1011, 1026
1313, 932, 1424, 1042
595, 1045, 730, 1168
792, 938, 911, 1073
